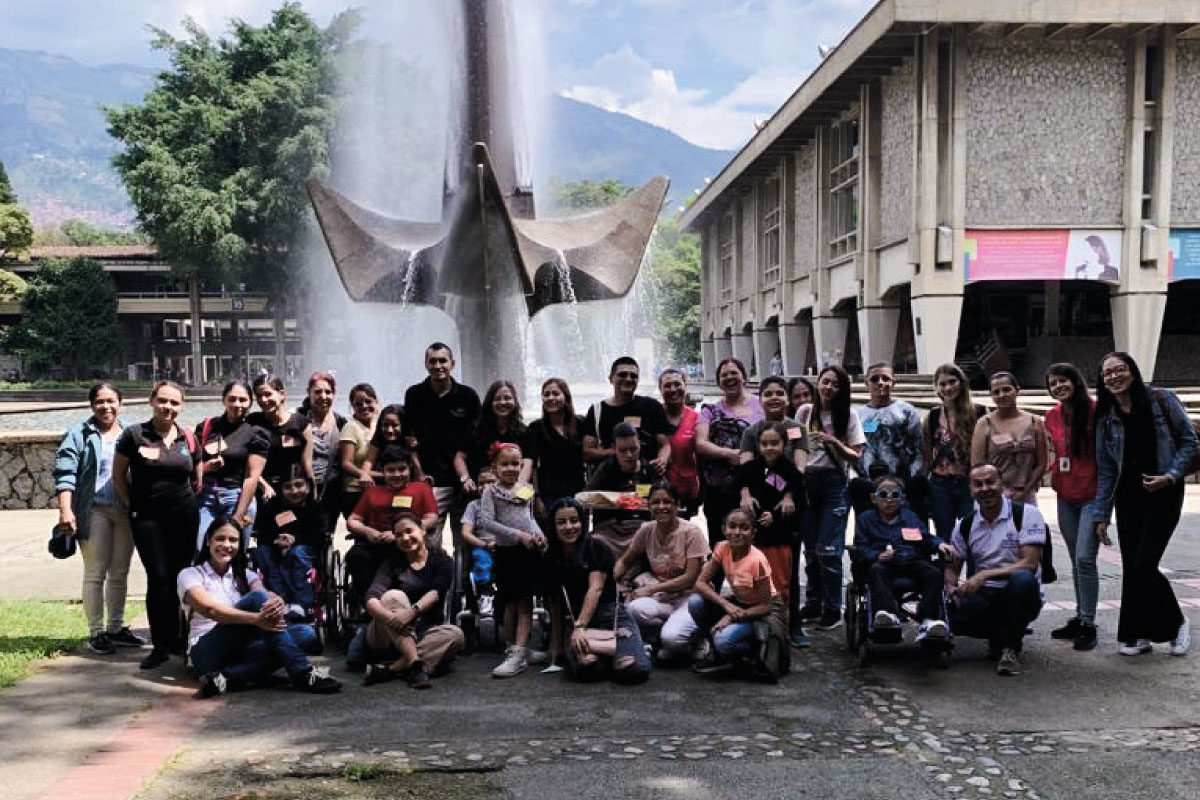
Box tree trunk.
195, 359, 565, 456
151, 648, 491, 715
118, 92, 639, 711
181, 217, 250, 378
273, 299, 287, 381
188, 273, 203, 386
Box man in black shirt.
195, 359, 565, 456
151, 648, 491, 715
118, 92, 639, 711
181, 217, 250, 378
585, 423, 656, 556
582, 356, 670, 476
403, 342, 482, 551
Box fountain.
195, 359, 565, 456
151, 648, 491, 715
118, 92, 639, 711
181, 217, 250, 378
305, 0, 669, 393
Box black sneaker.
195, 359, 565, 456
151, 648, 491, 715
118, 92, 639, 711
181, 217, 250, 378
196, 671, 227, 699
292, 666, 342, 694
798, 603, 823, 621
1073, 623, 1098, 651
691, 655, 733, 676
404, 660, 433, 690
139, 647, 170, 669
88, 632, 116, 655
362, 663, 394, 687
816, 611, 843, 631
1050, 617, 1081, 640
108, 627, 147, 647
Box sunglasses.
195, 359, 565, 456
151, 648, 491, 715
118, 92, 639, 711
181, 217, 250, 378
615, 371, 639, 379
874, 488, 904, 501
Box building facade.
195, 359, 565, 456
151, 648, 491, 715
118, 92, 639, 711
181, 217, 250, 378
682, 0, 1200, 385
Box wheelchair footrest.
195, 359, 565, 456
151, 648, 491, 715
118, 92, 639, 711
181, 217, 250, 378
869, 626, 904, 645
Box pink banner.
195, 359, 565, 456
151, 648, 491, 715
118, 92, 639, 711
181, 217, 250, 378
963, 229, 1121, 283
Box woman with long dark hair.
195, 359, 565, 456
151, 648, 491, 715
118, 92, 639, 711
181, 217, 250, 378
248, 374, 314, 497
193, 380, 268, 553
526, 377, 586, 510
1043, 363, 1101, 650
923, 364, 986, 540
462, 379, 532, 485
695, 357, 763, 545
970, 372, 1049, 505
795, 364, 863, 630
658, 369, 701, 518
1087, 352, 1196, 657
787, 377, 814, 419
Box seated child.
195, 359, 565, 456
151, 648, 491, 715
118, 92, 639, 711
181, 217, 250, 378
459, 466, 498, 605
252, 473, 323, 621
852, 474, 954, 640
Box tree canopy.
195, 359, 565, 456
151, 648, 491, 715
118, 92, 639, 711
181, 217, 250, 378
33, 219, 152, 247
0, 160, 15, 205
1, 258, 120, 378
0, 158, 34, 261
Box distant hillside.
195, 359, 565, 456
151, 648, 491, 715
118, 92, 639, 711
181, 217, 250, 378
0, 46, 735, 227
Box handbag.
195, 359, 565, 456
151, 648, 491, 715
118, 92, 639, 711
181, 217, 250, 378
561, 586, 619, 656
48, 524, 77, 560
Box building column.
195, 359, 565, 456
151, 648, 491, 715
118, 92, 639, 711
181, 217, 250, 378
731, 330, 755, 373
812, 316, 849, 367
910, 293, 964, 374
856, 305, 901, 368
779, 322, 809, 376
714, 333, 733, 364
1111, 292, 1167, 379
700, 337, 716, 382
752, 326, 781, 378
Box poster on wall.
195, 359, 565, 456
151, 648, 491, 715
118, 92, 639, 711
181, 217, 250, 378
963, 230, 1122, 283
1168, 229, 1200, 281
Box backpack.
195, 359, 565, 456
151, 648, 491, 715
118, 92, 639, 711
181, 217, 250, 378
750, 600, 791, 682
1153, 390, 1200, 477
958, 501, 1024, 579
700, 404, 751, 491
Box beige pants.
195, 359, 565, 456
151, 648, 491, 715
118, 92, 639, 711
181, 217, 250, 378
365, 589, 464, 673
79, 505, 136, 636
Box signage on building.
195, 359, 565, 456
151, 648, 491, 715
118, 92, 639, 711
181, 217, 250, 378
1168, 229, 1200, 281
963, 230, 1122, 284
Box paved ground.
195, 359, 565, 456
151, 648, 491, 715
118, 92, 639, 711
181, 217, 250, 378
3, 489, 1200, 800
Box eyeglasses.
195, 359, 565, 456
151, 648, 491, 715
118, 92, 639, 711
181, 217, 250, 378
867, 375, 893, 383
874, 488, 904, 501
1101, 365, 1130, 380
615, 371, 639, 380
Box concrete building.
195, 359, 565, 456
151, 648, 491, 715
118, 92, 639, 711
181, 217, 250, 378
681, 0, 1200, 386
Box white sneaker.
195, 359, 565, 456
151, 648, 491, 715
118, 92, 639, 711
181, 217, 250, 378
1118, 639, 1153, 656
492, 645, 528, 678
917, 619, 948, 641
1170, 621, 1191, 656
873, 610, 900, 628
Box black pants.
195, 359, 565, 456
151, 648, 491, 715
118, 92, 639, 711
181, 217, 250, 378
949, 571, 1042, 652
131, 506, 199, 652
344, 540, 390, 608
1115, 478, 1185, 643
702, 487, 740, 547
866, 559, 944, 621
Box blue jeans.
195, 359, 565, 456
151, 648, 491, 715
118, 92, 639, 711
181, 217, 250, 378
928, 473, 973, 542
802, 469, 849, 614
950, 570, 1043, 652
196, 485, 255, 555
565, 602, 651, 684
188, 591, 313, 682
687, 594, 756, 658
1057, 498, 1098, 625
253, 545, 315, 608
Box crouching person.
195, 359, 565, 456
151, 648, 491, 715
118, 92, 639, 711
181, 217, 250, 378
361, 512, 464, 689
547, 498, 650, 684
945, 464, 1045, 676
180, 517, 341, 698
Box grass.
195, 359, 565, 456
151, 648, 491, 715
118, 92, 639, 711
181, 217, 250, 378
0, 598, 144, 688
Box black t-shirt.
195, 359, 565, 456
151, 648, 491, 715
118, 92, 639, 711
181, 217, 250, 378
403, 378, 482, 486
195, 415, 269, 490
737, 456, 805, 547
527, 417, 586, 502
116, 422, 199, 513
582, 395, 669, 456
1116, 406, 1158, 478
246, 411, 309, 489
364, 549, 454, 634
549, 536, 618, 615
253, 494, 326, 551
465, 423, 531, 481
586, 456, 656, 523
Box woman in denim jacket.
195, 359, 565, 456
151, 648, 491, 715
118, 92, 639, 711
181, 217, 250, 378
54, 382, 144, 655
1087, 352, 1197, 657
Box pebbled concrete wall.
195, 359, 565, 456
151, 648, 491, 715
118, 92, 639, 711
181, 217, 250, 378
1172, 40, 1200, 223
0, 432, 59, 509
793, 144, 818, 275
879, 58, 915, 244
964, 36, 1127, 227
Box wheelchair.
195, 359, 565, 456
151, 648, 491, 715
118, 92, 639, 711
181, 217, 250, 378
445, 540, 552, 656
843, 549, 953, 668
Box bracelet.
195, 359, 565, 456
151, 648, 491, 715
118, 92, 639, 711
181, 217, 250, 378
458, 474, 470, 484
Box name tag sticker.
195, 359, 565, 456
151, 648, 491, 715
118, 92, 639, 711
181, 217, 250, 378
515, 485, 535, 501
281, 435, 300, 448
765, 472, 787, 491
786, 426, 804, 440
624, 416, 642, 428
275, 510, 297, 526
861, 418, 879, 434
1059, 457, 1072, 473
732, 573, 754, 590
635, 483, 652, 498
138, 446, 160, 461
391, 495, 413, 508
901, 527, 924, 542
204, 438, 226, 456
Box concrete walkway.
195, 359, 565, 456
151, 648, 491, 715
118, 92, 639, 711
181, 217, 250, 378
2, 490, 1199, 799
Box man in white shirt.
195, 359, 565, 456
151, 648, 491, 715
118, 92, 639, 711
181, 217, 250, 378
944, 464, 1045, 676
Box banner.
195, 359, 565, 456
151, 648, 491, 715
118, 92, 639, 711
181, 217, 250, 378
1168, 229, 1200, 281
963, 230, 1122, 283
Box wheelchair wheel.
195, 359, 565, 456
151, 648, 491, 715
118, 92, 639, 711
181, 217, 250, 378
844, 582, 861, 651
328, 549, 348, 642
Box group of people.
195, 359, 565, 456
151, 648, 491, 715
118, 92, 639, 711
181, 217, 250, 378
52, 342, 1196, 697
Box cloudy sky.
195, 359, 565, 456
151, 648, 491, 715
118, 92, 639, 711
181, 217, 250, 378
1, 0, 874, 151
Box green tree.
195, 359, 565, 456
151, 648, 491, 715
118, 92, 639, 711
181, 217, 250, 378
0, 160, 15, 205
0, 159, 34, 262
105, 2, 358, 373
549, 178, 635, 214
1, 258, 120, 378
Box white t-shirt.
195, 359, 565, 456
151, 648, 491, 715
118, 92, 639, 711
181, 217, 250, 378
794, 403, 866, 472
950, 500, 1047, 592
177, 561, 261, 651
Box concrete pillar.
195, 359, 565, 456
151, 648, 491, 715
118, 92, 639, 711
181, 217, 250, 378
812, 316, 849, 368
715, 334, 733, 364
779, 322, 810, 376
752, 327, 781, 379
1111, 292, 1167, 379
731, 331, 755, 373
910, 293, 964, 374
700, 337, 715, 382
856, 305, 901, 368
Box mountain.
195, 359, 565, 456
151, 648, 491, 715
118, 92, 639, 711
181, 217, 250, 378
0, 46, 735, 228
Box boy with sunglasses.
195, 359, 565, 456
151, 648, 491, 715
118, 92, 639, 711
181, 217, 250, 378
852, 475, 955, 641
